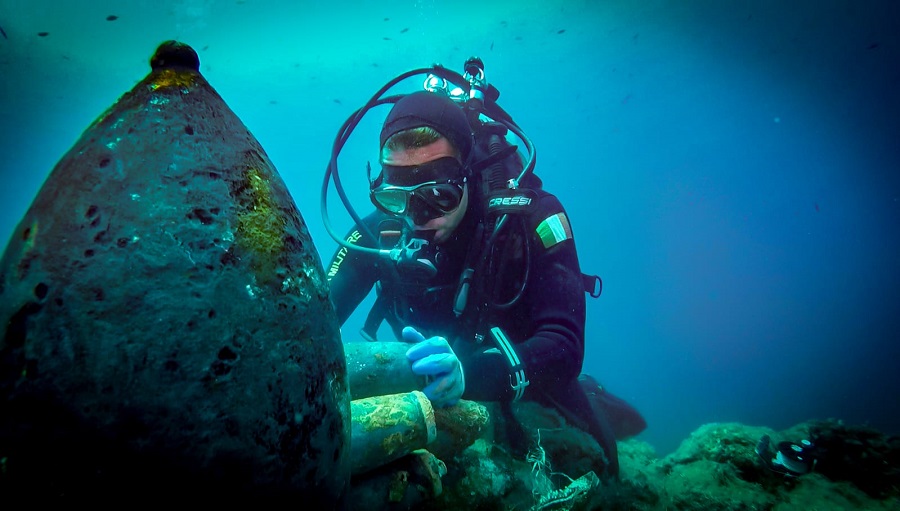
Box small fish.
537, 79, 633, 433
867, 42, 880, 50
333, 98, 342, 105
557, 29, 565, 34
490, 41, 494, 51
0, 25, 7, 39
383, 36, 391, 41
38, 31, 49, 37
400, 27, 408, 33
106, 15, 118, 21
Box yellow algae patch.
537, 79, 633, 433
382, 431, 413, 458
14, 219, 40, 281
149, 68, 197, 92
357, 400, 419, 458
235, 167, 286, 278
357, 400, 417, 433
21, 220, 39, 253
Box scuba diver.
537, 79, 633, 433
322, 58, 645, 477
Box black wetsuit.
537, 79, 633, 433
326, 188, 619, 476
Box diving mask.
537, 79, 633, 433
369, 157, 467, 225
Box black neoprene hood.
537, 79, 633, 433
379, 91, 474, 163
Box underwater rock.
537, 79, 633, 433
0, 41, 349, 502
349, 448, 449, 509
410, 400, 608, 511
348, 411, 900, 510
603, 420, 900, 511
429, 399, 490, 461
803, 419, 900, 499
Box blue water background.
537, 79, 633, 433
1, 0, 898, 456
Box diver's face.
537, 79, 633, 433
381, 138, 468, 244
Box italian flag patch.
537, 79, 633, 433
536, 212, 573, 248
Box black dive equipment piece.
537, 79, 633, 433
756, 434, 823, 476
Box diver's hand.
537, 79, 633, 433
403, 326, 465, 408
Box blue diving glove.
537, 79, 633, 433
403, 326, 465, 408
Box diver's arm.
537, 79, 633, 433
325, 218, 381, 326
461, 195, 586, 401
514, 255, 587, 385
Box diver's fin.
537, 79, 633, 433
578, 374, 647, 440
